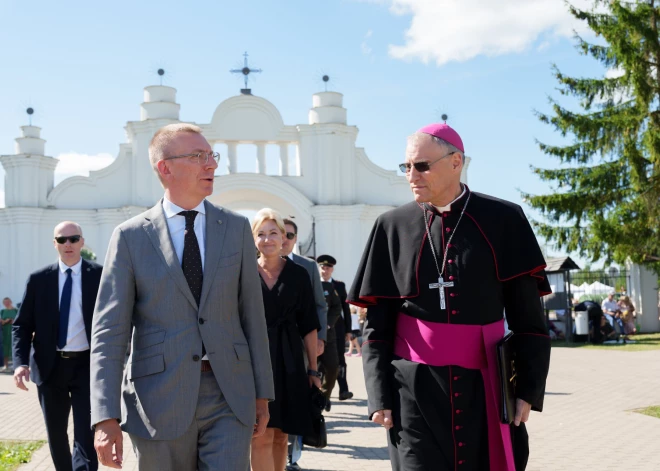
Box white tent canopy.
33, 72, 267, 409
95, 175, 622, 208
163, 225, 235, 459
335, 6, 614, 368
585, 281, 615, 295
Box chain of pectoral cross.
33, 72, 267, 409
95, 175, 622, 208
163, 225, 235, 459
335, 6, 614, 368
423, 191, 471, 310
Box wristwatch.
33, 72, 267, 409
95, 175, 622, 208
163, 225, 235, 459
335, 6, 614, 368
307, 369, 322, 378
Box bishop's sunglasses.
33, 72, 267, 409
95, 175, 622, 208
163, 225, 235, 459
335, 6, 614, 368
285, 232, 296, 240
55, 235, 82, 244
399, 151, 456, 173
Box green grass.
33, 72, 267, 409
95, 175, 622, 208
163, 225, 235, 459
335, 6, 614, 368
0, 441, 45, 471
635, 405, 660, 419
552, 333, 660, 351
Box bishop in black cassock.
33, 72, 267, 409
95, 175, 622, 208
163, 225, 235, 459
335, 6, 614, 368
348, 124, 552, 471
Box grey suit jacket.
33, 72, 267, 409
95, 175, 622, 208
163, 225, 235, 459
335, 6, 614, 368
292, 253, 328, 341
90, 200, 274, 440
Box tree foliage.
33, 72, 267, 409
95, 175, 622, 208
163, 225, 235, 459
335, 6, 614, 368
81, 248, 96, 261
526, 0, 660, 274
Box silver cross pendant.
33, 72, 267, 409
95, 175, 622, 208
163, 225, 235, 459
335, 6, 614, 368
429, 276, 455, 310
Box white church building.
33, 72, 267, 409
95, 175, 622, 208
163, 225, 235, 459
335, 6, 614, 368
0, 82, 471, 302
2, 81, 657, 333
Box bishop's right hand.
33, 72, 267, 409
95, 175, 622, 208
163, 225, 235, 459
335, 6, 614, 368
372, 409, 393, 429
94, 419, 123, 469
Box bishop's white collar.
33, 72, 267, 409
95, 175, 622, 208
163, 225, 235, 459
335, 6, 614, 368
432, 185, 466, 213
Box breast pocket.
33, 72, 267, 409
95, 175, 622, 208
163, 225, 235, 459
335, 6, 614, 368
134, 329, 166, 351
218, 252, 241, 268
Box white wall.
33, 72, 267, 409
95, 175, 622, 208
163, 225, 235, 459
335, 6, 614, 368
627, 261, 660, 333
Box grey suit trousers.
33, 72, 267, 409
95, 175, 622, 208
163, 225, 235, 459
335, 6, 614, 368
129, 371, 252, 471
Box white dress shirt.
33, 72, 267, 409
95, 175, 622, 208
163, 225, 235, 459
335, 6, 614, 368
57, 258, 89, 352
162, 197, 206, 271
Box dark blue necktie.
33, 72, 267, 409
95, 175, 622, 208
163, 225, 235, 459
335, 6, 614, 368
57, 268, 73, 349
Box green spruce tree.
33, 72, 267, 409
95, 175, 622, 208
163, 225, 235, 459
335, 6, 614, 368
526, 0, 660, 273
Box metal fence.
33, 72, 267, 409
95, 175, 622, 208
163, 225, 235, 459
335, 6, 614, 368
569, 269, 630, 303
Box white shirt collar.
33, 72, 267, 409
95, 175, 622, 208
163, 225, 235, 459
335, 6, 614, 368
287, 253, 294, 260
433, 185, 466, 213
162, 196, 206, 219
59, 257, 83, 275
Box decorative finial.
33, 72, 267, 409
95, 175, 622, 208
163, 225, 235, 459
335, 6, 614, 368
316, 71, 338, 92
230, 52, 262, 95
157, 68, 165, 85
26, 107, 34, 126
441, 113, 448, 124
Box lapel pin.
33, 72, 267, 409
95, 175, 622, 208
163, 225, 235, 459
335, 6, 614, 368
218, 220, 223, 224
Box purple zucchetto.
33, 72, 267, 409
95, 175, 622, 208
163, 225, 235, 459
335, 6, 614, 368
418, 123, 464, 153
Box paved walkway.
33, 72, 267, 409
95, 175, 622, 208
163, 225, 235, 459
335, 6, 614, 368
1, 347, 659, 470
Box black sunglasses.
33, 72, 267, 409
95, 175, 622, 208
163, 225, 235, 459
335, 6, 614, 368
55, 235, 82, 244
399, 151, 456, 173
285, 232, 296, 240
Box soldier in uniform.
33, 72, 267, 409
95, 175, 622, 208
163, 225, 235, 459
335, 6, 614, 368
316, 255, 351, 410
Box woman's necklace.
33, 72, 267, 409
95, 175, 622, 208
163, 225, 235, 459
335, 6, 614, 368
422, 191, 471, 310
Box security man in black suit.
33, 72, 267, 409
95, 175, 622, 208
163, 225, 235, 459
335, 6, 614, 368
13, 221, 102, 471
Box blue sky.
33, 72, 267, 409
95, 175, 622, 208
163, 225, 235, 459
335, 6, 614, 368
0, 0, 610, 266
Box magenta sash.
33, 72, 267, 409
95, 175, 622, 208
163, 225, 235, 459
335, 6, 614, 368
393, 314, 515, 471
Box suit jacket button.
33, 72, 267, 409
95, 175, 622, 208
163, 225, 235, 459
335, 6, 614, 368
193, 355, 200, 362
198, 318, 205, 325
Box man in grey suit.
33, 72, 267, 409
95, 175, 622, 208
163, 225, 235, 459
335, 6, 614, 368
280, 218, 327, 470
91, 123, 274, 470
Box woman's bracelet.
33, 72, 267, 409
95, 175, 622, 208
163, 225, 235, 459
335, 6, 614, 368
307, 369, 322, 378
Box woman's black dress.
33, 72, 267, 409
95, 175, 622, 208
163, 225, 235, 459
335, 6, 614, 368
260, 257, 320, 435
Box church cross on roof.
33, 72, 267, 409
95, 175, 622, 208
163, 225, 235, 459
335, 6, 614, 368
230, 52, 262, 95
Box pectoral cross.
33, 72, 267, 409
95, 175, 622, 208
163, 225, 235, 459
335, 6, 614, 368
429, 276, 454, 310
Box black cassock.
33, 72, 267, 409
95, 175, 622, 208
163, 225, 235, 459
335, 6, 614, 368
348, 186, 552, 471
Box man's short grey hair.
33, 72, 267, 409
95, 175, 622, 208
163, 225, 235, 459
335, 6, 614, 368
407, 132, 465, 164
148, 123, 203, 181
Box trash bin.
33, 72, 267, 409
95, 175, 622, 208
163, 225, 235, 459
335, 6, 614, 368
574, 310, 589, 335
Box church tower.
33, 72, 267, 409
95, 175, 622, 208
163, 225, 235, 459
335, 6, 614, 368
125, 83, 181, 207
299, 91, 357, 206
0, 123, 58, 207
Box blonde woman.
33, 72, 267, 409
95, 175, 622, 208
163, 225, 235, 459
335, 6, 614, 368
251, 208, 321, 471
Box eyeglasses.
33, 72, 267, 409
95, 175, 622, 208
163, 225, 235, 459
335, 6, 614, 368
399, 151, 456, 173
162, 151, 220, 165
285, 232, 296, 240
55, 235, 82, 244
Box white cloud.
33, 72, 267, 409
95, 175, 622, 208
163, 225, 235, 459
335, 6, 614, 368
370, 0, 594, 66
599, 66, 631, 105
361, 29, 374, 55
537, 40, 551, 52
605, 67, 625, 79
54, 152, 115, 184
